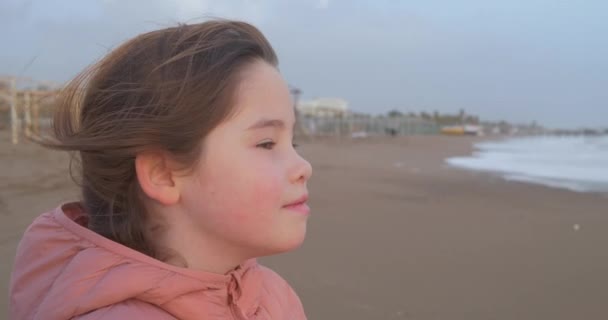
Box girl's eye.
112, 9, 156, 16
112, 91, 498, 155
257, 141, 276, 150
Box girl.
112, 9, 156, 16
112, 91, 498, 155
9, 19, 312, 320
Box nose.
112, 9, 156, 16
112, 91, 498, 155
289, 152, 313, 184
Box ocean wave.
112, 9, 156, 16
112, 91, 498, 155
446, 136, 608, 193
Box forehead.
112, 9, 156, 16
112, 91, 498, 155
229, 61, 294, 124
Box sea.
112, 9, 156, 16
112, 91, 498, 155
446, 135, 608, 193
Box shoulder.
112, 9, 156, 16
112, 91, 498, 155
73, 299, 176, 320
255, 264, 307, 319
256, 264, 292, 291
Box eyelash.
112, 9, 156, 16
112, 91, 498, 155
257, 141, 276, 150
256, 141, 299, 150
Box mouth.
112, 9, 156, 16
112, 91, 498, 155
283, 194, 310, 215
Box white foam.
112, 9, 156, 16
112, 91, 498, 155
446, 136, 608, 193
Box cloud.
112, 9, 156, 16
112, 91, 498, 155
316, 0, 329, 10
174, 0, 211, 20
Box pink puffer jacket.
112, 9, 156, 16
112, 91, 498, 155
9, 203, 306, 319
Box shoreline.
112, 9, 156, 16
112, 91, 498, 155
445, 135, 608, 195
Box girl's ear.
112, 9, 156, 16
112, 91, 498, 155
135, 152, 180, 206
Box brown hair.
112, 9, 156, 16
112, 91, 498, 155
42, 19, 278, 258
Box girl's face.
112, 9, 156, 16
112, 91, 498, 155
179, 60, 312, 258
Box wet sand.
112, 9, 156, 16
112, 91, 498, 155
2, 131, 607, 319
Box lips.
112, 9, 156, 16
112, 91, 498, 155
283, 194, 310, 215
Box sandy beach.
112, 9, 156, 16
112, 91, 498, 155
2, 130, 607, 319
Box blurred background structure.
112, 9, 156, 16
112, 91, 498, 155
0, 76, 60, 144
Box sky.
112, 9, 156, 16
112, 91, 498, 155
1, 0, 607, 129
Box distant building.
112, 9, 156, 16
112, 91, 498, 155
297, 98, 348, 118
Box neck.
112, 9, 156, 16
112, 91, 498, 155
150, 209, 249, 274
164, 236, 247, 274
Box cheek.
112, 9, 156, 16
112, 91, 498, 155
192, 155, 284, 227
180, 147, 306, 255
227, 166, 284, 221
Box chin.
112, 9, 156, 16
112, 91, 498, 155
282, 233, 307, 252
261, 227, 307, 256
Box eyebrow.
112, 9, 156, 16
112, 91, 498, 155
247, 118, 287, 131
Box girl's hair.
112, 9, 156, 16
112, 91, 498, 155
42, 20, 278, 258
